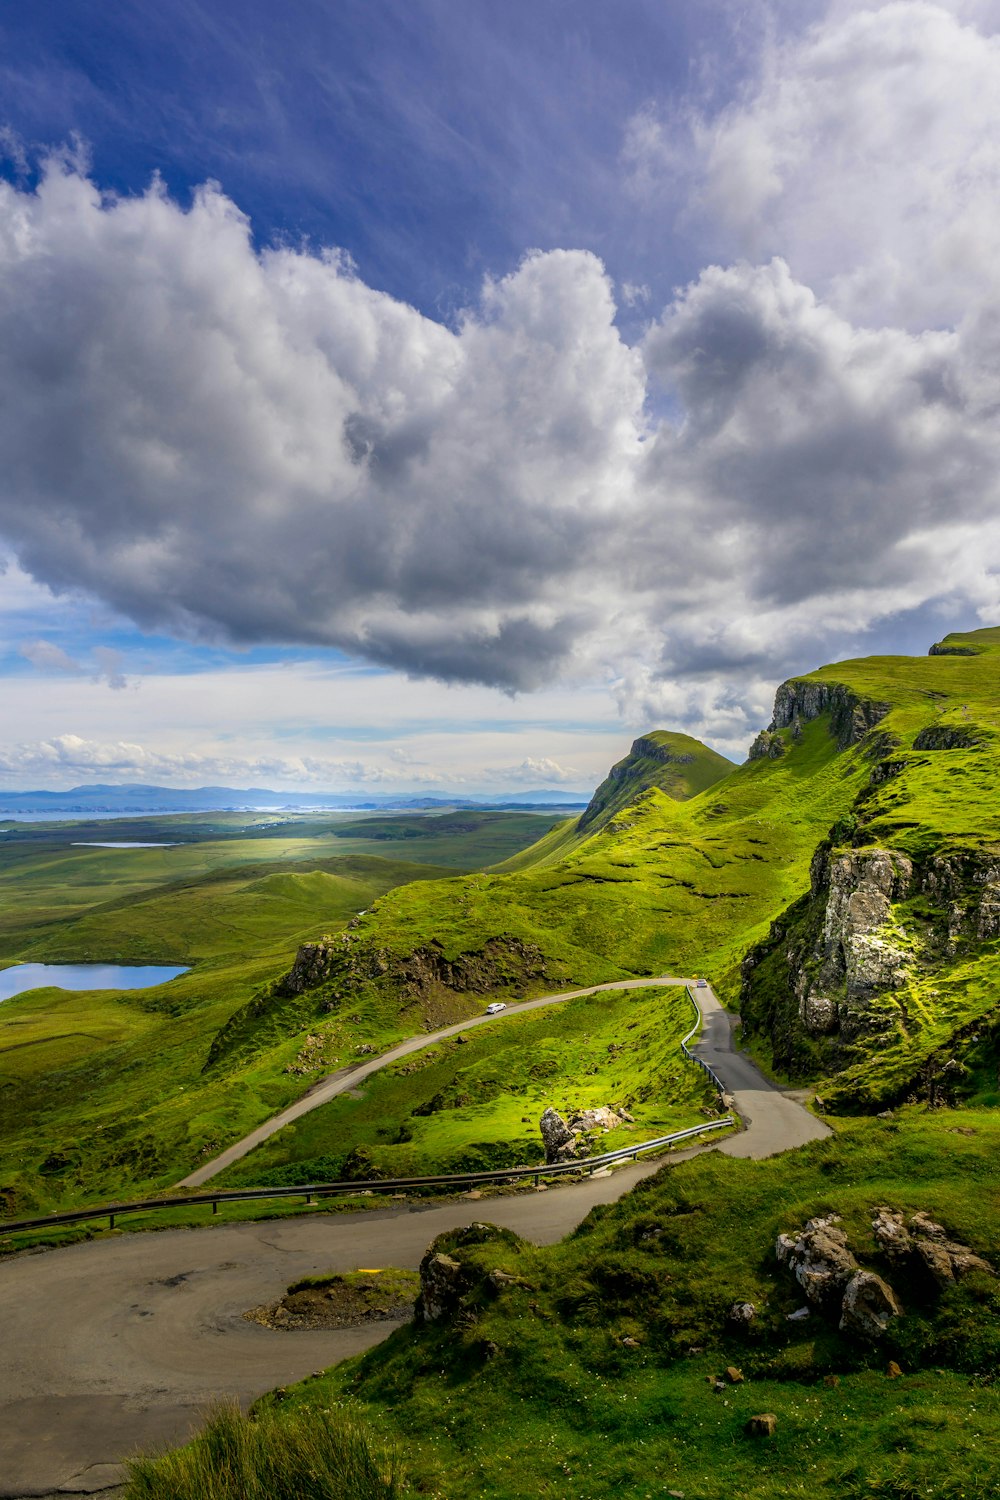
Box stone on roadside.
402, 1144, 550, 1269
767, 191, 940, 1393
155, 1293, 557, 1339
539, 1107, 580, 1164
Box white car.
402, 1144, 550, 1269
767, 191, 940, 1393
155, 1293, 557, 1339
485, 1002, 507, 1015
696, 979, 708, 988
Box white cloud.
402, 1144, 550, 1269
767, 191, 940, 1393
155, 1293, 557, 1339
630, 2, 1000, 329
4, 29, 1000, 775
0, 163, 644, 691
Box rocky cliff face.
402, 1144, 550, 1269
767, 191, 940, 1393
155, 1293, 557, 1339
278, 931, 549, 1006
741, 832, 1000, 1090
748, 678, 890, 760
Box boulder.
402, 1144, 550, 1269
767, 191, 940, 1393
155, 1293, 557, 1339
776, 1215, 859, 1308
568, 1106, 623, 1133
909, 1210, 945, 1238
745, 1414, 777, 1437
874, 1208, 995, 1286
914, 1236, 993, 1286
539, 1107, 580, 1164
728, 1301, 756, 1326
417, 1252, 471, 1322
871, 1207, 912, 1262
839, 1270, 902, 1341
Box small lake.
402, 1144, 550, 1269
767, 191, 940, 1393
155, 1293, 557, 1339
71, 841, 184, 848
0, 963, 189, 1003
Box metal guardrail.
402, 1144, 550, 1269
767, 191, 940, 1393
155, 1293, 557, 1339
1, 978, 735, 1238
681, 985, 728, 1095
0, 1118, 734, 1236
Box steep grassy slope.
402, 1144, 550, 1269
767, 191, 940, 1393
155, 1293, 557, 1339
578, 730, 735, 832
216, 986, 716, 1186
277, 629, 1000, 1120
739, 627, 1000, 1104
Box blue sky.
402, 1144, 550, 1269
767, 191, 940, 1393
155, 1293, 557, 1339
0, 0, 998, 790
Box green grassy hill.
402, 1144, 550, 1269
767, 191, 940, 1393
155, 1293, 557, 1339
0, 810, 556, 1214
274, 1107, 1000, 1500
275, 628, 1000, 1121
578, 728, 735, 832
118, 634, 1000, 1500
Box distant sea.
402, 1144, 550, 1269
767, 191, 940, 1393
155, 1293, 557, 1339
0, 807, 370, 824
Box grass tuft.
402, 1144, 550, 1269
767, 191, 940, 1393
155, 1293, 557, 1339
124, 1398, 402, 1500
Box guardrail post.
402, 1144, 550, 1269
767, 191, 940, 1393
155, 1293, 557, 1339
109, 1213, 115, 1229
212, 1201, 218, 1215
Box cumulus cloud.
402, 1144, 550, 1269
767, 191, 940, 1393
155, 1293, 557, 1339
0, 163, 643, 691
630, 2, 1000, 329
3, 8, 1000, 764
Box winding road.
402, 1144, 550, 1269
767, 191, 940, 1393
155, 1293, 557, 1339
0, 979, 827, 1499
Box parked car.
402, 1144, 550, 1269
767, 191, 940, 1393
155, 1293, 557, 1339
696, 979, 708, 988
485, 1002, 507, 1015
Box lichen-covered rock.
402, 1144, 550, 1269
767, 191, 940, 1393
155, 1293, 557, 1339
794, 848, 913, 1037
747, 729, 786, 761
539, 1108, 580, 1164
418, 1252, 469, 1322
839, 1270, 902, 1341
914, 1236, 994, 1285
776, 1215, 859, 1308
568, 1106, 623, 1133
728, 1301, 757, 1326
872, 1207, 994, 1285
871, 1207, 912, 1262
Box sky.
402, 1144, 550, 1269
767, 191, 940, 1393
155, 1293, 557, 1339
0, 0, 999, 793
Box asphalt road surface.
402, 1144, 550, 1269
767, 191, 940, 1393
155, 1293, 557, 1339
0, 979, 827, 1497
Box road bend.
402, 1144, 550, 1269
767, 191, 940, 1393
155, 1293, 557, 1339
0, 979, 827, 1498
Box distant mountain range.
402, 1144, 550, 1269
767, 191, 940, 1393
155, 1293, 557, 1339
0, 783, 589, 816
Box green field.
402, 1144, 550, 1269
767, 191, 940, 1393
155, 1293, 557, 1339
217, 986, 718, 1186
0, 808, 560, 1214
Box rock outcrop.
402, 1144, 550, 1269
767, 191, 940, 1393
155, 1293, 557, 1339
796, 848, 914, 1036
539, 1108, 580, 1164
776, 1215, 859, 1309
839, 1271, 902, 1340
871, 1207, 994, 1285
776, 1215, 902, 1341
280, 941, 338, 995
418, 1252, 471, 1322
757, 677, 890, 753
416, 1222, 528, 1323
277, 932, 549, 1003
539, 1104, 626, 1164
